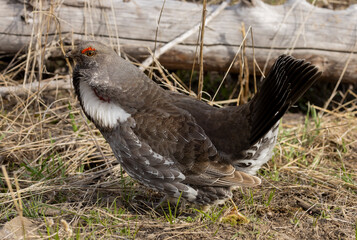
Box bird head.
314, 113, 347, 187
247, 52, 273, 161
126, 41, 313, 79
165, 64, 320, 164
67, 41, 134, 129
67, 40, 160, 104
66, 41, 117, 68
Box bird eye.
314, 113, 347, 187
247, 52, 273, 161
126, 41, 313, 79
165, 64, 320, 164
85, 50, 96, 57
81, 47, 96, 57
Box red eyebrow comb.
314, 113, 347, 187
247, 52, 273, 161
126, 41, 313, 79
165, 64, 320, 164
81, 47, 96, 54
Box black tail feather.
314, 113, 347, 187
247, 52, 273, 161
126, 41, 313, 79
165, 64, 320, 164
249, 55, 321, 144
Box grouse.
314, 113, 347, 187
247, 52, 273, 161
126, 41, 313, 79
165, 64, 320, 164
67, 41, 321, 205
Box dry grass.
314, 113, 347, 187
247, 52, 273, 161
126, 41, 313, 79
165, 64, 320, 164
1, 49, 356, 240
1, 0, 357, 239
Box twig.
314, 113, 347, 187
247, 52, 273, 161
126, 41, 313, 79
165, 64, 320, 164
321, 40, 357, 114
211, 26, 252, 103
294, 196, 322, 216
1, 166, 26, 238
260, 0, 300, 81
110, 0, 121, 56
251, 27, 257, 94
149, 0, 167, 79
197, 0, 207, 100
139, 0, 229, 71
287, 0, 317, 55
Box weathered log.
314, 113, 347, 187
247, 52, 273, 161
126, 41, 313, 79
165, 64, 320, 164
0, 0, 356, 83
0, 76, 71, 97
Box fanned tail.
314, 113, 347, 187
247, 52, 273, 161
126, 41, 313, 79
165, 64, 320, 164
249, 55, 321, 145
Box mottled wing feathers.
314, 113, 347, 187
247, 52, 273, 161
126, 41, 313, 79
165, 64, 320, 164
102, 119, 198, 200
131, 101, 260, 188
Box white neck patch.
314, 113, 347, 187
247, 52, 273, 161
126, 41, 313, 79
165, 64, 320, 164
79, 80, 131, 128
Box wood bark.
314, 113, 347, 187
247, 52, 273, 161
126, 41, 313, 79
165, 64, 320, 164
0, 0, 356, 83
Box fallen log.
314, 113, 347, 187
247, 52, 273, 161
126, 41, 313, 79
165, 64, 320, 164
0, 0, 356, 83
